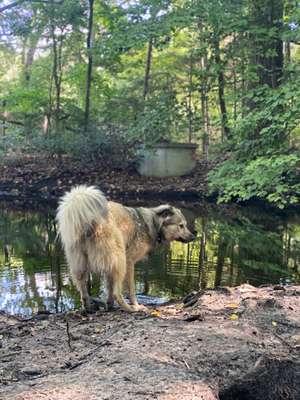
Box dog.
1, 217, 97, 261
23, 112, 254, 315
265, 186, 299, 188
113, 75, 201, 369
56, 185, 196, 313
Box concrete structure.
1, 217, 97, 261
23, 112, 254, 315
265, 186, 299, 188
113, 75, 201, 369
137, 142, 198, 177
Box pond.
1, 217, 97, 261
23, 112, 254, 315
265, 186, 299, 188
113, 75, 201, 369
0, 201, 299, 316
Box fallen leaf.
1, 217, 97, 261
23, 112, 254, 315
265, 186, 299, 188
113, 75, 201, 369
229, 314, 238, 321
151, 310, 161, 317
225, 303, 239, 309
272, 321, 277, 327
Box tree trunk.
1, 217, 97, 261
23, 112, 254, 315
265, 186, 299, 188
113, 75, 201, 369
198, 21, 210, 158
198, 217, 207, 290
24, 36, 40, 81
232, 35, 238, 126
284, 41, 291, 64
1, 101, 7, 136
84, 0, 94, 133
143, 37, 153, 101
188, 52, 193, 143
50, 23, 63, 129
246, 0, 284, 140
23, 10, 45, 82
213, 37, 230, 141
215, 239, 226, 287
200, 53, 210, 159
248, 0, 284, 90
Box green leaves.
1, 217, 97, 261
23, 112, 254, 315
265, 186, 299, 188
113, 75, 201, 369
209, 153, 300, 208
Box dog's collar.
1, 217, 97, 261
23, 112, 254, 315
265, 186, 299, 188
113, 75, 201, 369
157, 229, 165, 244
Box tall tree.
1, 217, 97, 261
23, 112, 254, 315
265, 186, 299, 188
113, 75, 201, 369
213, 36, 230, 140
248, 0, 284, 91
143, 37, 153, 101
84, 0, 94, 132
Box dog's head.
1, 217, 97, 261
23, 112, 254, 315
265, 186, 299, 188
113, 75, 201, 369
154, 205, 196, 243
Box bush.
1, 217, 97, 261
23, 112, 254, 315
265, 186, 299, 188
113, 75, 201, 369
209, 78, 300, 209
0, 119, 139, 169
209, 153, 300, 208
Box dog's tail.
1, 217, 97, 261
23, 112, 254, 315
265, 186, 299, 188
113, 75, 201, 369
56, 185, 108, 248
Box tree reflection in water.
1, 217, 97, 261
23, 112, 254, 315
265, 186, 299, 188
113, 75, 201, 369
0, 204, 299, 315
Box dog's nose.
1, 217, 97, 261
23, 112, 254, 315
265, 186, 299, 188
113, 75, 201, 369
190, 233, 196, 241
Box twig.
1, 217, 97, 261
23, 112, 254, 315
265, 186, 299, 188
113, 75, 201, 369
274, 320, 300, 329
65, 316, 73, 351
0, 351, 23, 359
62, 340, 111, 371
68, 360, 85, 370
183, 359, 191, 369
273, 331, 298, 352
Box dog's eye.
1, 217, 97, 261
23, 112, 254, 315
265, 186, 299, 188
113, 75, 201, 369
179, 224, 184, 229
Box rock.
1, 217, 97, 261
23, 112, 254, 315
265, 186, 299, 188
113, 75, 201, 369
291, 335, 300, 346
183, 291, 198, 304
183, 296, 199, 308
273, 285, 285, 291
20, 366, 42, 376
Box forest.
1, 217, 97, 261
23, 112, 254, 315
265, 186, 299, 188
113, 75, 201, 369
0, 0, 300, 207
1, 3, 300, 399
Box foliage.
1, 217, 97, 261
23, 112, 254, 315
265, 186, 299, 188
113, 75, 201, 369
209, 75, 300, 207
126, 89, 180, 144
209, 153, 300, 208
0, 0, 300, 207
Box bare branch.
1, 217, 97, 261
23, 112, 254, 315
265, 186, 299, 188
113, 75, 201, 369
0, 0, 63, 13
0, 1, 25, 13
0, 113, 24, 126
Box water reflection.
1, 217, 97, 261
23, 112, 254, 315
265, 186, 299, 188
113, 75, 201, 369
0, 204, 299, 315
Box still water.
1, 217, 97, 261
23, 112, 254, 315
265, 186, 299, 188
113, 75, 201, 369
0, 202, 299, 316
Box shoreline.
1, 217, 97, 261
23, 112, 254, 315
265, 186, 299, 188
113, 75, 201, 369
0, 156, 212, 207
1, 156, 298, 214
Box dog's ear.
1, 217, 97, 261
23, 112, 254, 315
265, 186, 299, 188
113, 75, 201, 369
154, 205, 174, 219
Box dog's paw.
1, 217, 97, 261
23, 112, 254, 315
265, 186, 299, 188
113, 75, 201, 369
105, 301, 115, 312
91, 297, 106, 308
131, 304, 149, 313
81, 302, 100, 315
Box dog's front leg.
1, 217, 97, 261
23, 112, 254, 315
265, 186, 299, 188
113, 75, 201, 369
126, 261, 148, 312
107, 256, 141, 313
127, 261, 138, 307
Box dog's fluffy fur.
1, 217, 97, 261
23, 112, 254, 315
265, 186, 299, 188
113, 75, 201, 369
56, 185, 195, 312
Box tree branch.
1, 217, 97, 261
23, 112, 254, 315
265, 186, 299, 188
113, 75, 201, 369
0, 113, 24, 126
0, 1, 25, 13
0, 0, 63, 13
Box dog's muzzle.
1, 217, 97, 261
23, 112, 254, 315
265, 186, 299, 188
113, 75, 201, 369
176, 231, 196, 243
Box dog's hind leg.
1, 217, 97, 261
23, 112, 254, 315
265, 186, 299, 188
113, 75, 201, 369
66, 247, 93, 311
105, 276, 114, 311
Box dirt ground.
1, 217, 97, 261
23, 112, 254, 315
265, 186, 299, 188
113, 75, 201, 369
0, 156, 212, 206
0, 284, 299, 400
